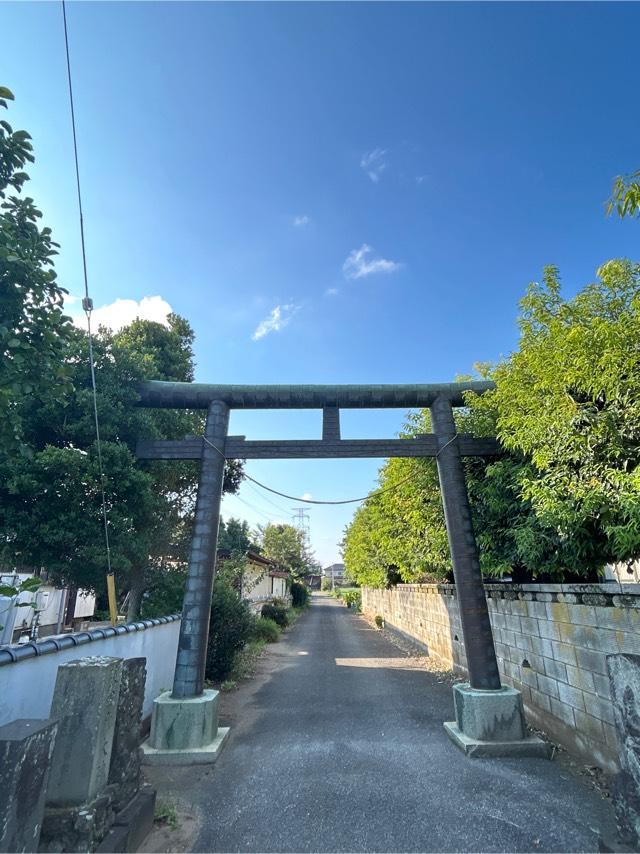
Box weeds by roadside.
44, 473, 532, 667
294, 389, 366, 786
154, 800, 178, 830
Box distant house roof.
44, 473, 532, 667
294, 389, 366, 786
217, 549, 290, 577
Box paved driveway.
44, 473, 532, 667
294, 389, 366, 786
188, 594, 615, 852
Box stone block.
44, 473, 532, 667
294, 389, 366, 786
536, 673, 559, 699
544, 658, 568, 683
46, 655, 124, 807
530, 635, 555, 659
520, 617, 540, 636
108, 657, 146, 811
529, 688, 551, 713
576, 646, 608, 676
538, 619, 562, 641
566, 664, 595, 694
40, 793, 113, 853
606, 654, 640, 848
95, 785, 156, 853
552, 641, 578, 666
142, 689, 230, 765
557, 681, 586, 711
550, 698, 575, 728
149, 690, 219, 749
452, 683, 525, 741
0, 719, 58, 854
443, 722, 551, 759
573, 709, 604, 744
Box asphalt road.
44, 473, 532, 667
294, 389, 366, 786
193, 594, 615, 853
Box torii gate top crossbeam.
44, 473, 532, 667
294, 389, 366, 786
135, 380, 494, 410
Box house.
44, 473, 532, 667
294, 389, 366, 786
0, 572, 96, 645
217, 550, 291, 613
322, 563, 346, 588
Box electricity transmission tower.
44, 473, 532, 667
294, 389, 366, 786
291, 506, 311, 545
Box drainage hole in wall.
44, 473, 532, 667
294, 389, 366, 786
522, 658, 531, 668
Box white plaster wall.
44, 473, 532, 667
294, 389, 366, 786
0, 619, 180, 726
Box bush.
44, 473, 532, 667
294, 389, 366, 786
252, 617, 281, 643
320, 577, 332, 591
291, 580, 310, 608
342, 590, 361, 611
205, 579, 254, 681
261, 601, 289, 627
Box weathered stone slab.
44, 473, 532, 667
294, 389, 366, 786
46, 656, 123, 807
107, 657, 146, 811
0, 718, 58, 853
607, 654, 640, 849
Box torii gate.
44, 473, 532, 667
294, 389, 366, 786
137, 381, 548, 761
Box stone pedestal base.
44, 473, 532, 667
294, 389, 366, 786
39, 792, 114, 853
444, 683, 551, 759
141, 690, 230, 766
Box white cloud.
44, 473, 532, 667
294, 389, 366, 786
301, 492, 313, 501
416, 174, 428, 185
251, 303, 298, 341
70, 295, 173, 331
342, 244, 402, 280
360, 148, 387, 183
324, 287, 339, 297
293, 214, 310, 227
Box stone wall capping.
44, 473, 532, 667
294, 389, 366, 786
0, 615, 181, 668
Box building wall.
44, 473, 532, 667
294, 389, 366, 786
0, 616, 180, 726
362, 583, 640, 772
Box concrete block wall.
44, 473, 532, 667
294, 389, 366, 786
362, 583, 640, 772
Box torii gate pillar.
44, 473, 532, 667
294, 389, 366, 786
142, 400, 231, 765
431, 395, 549, 757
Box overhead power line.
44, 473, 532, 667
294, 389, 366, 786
62, 2, 115, 613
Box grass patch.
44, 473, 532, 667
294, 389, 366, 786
154, 800, 178, 830
252, 616, 281, 643
230, 639, 266, 681
220, 679, 238, 692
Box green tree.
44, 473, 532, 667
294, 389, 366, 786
608, 169, 640, 220
0, 86, 73, 455
258, 523, 318, 579
1, 316, 245, 619
218, 517, 260, 554
471, 260, 640, 569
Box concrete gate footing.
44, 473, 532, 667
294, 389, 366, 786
444, 683, 551, 759
141, 689, 230, 766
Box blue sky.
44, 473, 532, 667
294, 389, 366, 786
2, 1, 639, 565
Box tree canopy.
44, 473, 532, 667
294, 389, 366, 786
344, 261, 640, 587
258, 523, 319, 579
0, 86, 73, 454
0, 89, 244, 618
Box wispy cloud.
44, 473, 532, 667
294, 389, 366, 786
252, 303, 298, 341
416, 174, 428, 185
293, 214, 310, 227
69, 295, 173, 332
324, 287, 339, 297
360, 148, 387, 183
342, 244, 402, 280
